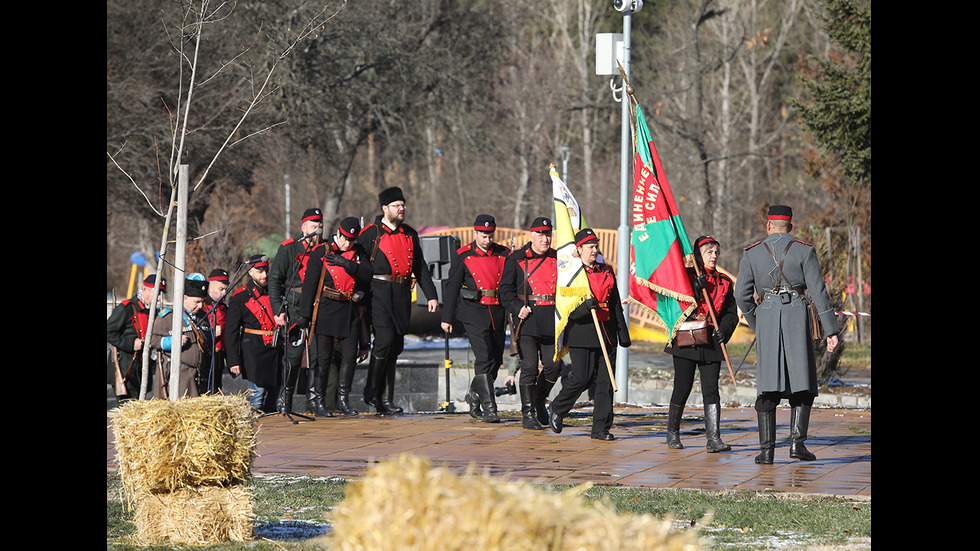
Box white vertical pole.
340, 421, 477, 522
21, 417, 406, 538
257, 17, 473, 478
614, 13, 632, 403
169, 164, 189, 400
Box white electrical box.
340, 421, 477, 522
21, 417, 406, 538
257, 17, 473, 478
595, 33, 625, 76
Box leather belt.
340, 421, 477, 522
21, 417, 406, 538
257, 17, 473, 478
480, 289, 498, 298
518, 294, 556, 303
321, 287, 353, 301
243, 328, 275, 336
373, 274, 412, 285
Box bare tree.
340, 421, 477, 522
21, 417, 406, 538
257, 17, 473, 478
107, 0, 349, 399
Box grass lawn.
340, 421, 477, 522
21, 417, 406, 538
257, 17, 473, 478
108, 471, 870, 550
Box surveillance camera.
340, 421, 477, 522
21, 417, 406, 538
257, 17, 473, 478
613, 0, 643, 13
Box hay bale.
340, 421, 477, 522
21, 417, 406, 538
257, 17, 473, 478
112, 394, 258, 496
130, 484, 254, 545
324, 454, 702, 551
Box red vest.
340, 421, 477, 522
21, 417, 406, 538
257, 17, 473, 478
585, 265, 615, 322
460, 243, 508, 305
122, 299, 149, 338
235, 285, 277, 345
379, 229, 414, 277
280, 237, 324, 283
695, 270, 732, 324
520, 250, 557, 305
202, 301, 226, 350
324, 244, 359, 295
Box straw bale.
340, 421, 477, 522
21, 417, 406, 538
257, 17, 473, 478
130, 484, 254, 545
324, 454, 702, 551
112, 394, 258, 496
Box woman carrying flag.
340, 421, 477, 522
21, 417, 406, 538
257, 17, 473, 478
662, 235, 738, 452
548, 228, 631, 441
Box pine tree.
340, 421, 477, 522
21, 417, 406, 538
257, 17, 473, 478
796, 0, 871, 185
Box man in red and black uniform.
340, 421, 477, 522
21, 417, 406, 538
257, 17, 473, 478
107, 275, 166, 402
226, 255, 281, 413
298, 217, 373, 416
358, 186, 439, 414
201, 268, 229, 394
548, 229, 631, 441
269, 207, 325, 415
499, 217, 559, 430
441, 214, 510, 423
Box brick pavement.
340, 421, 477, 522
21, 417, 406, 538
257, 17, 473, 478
106, 405, 871, 497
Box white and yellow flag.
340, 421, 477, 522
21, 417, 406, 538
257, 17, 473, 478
551, 165, 602, 362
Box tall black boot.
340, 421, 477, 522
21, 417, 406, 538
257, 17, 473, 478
755, 410, 776, 464
336, 361, 359, 415
789, 405, 817, 461
380, 360, 403, 414
363, 354, 377, 407
520, 383, 544, 430
472, 374, 499, 423
666, 402, 684, 449
534, 376, 556, 426
307, 364, 333, 417
704, 403, 731, 452
370, 354, 390, 413
465, 378, 483, 419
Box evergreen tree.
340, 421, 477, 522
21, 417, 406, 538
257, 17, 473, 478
796, 0, 871, 185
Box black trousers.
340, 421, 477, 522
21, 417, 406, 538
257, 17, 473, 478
549, 347, 615, 434
517, 334, 559, 385
669, 356, 721, 406
463, 320, 506, 380
755, 391, 816, 412
315, 334, 358, 408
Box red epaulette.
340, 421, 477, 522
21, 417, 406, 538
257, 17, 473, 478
744, 240, 763, 250
230, 286, 247, 297
793, 238, 814, 247
457, 243, 474, 255
280, 237, 295, 246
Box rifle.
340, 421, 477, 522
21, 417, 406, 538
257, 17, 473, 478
508, 235, 522, 357
110, 291, 128, 396
308, 249, 329, 336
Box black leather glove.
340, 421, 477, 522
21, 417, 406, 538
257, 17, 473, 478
295, 316, 310, 329
692, 274, 708, 295
583, 298, 599, 310
712, 326, 726, 344
325, 253, 355, 272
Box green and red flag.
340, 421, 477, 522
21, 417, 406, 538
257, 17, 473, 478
628, 104, 697, 339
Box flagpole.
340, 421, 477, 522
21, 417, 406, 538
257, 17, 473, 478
592, 309, 618, 393
614, 9, 633, 404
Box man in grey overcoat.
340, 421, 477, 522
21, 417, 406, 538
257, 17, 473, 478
735, 205, 840, 464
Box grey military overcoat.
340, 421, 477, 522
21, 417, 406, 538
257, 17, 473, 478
734, 232, 839, 396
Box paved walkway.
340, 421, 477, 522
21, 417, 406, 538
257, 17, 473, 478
106, 404, 871, 498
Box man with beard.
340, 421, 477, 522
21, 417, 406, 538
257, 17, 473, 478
227, 255, 282, 413
357, 186, 439, 414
